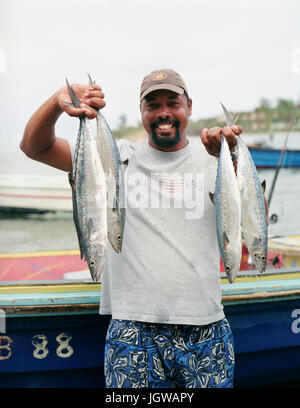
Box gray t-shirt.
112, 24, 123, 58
69, 138, 225, 325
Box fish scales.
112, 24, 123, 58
96, 110, 126, 253
237, 135, 268, 272
77, 118, 107, 282
69, 118, 86, 260
87, 72, 125, 253
69, 115, 107, 282
213, 134, 242, 283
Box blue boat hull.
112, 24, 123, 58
227, 298, 300, 387
0, 313, 109, 388
1, 271, 300, 388
249, 148, 300, 168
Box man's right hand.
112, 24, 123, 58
21, 81, 106, 173
57, 83, 106, 119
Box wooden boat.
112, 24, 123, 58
1, 267, 300, 388
0, 243, 283, 282
268, 235, 300, 268
248, 147, 300, 168
0, 250, 89, 281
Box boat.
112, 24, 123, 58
0, 174, 72, 213
0, 146, 298, 214
248, 147, 300, 168
268, 235, 300, 268
0, 241, 286, 282
0, 250, 89, 281
1, 266, 300, 388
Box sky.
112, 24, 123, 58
1, 0, 300, 153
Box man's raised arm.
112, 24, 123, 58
20, 83, 105, 172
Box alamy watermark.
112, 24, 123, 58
291, 309, 300, 334
0, 309, 6, 334
106, 171, 206, 220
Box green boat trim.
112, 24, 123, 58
0, 267, 300, 317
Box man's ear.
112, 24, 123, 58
188, 98, 192, 116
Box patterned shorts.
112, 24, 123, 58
104, 318, 235, 388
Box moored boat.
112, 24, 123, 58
0, 174, 72, 213
1, 267, 300, 388
248, 147, 300, 168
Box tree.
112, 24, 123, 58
276, 99, 294, 122
117, 114, 127, 129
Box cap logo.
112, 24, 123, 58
153, 72, 167, 81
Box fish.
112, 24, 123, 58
210, 118, 242, 283
87, 74, 126, 253
67, 78, 107, 282
221, 102, 268, 273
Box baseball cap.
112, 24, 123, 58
140, 69, 189, 102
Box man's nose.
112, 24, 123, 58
158, 105, 170, 119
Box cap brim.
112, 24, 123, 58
140, 84, 184, 102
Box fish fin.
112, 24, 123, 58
66, 78, 81, 108
220, 102, 239, 128
223, 232, 230, 248
209, 192, 214, 204
261, 179, 266, 194
232, 112, 240, 126
220, 102, 234, 127
87, 218, 94, 233
87, 73, 96, 86
86, 74, 99, 112
252, 237, 262, 247
112, 198, 118, 212
63, 101, 75, 108
68, 172, 74, 188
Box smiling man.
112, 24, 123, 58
21, 69, 242, 388
140, 70, 192, 151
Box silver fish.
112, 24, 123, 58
67, 79, 107, 282
87, 74, 126, 253
221, 103, 268, 273
211, 129, 242, 283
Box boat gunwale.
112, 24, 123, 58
0, 267, 300, 316
2, 288, 300, 316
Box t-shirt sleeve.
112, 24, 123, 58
116, 139, 137, 163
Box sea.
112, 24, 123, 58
0, 132, 300, 255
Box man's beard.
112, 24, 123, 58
150, 120, 181, 148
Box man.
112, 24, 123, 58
21, 69, 242, 388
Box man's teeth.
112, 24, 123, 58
157, 124, 173, 130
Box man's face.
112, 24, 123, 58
140, 89, 192, 150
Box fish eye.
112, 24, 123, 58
90, 259, 96, 267
225, 265, 232, 272
261, 256, 266, 262
116, 234, 121, 241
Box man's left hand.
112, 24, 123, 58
200, 125, 243, 157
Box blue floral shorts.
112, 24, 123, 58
104, 318, 235, 388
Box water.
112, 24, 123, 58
0, 211, 76, 253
